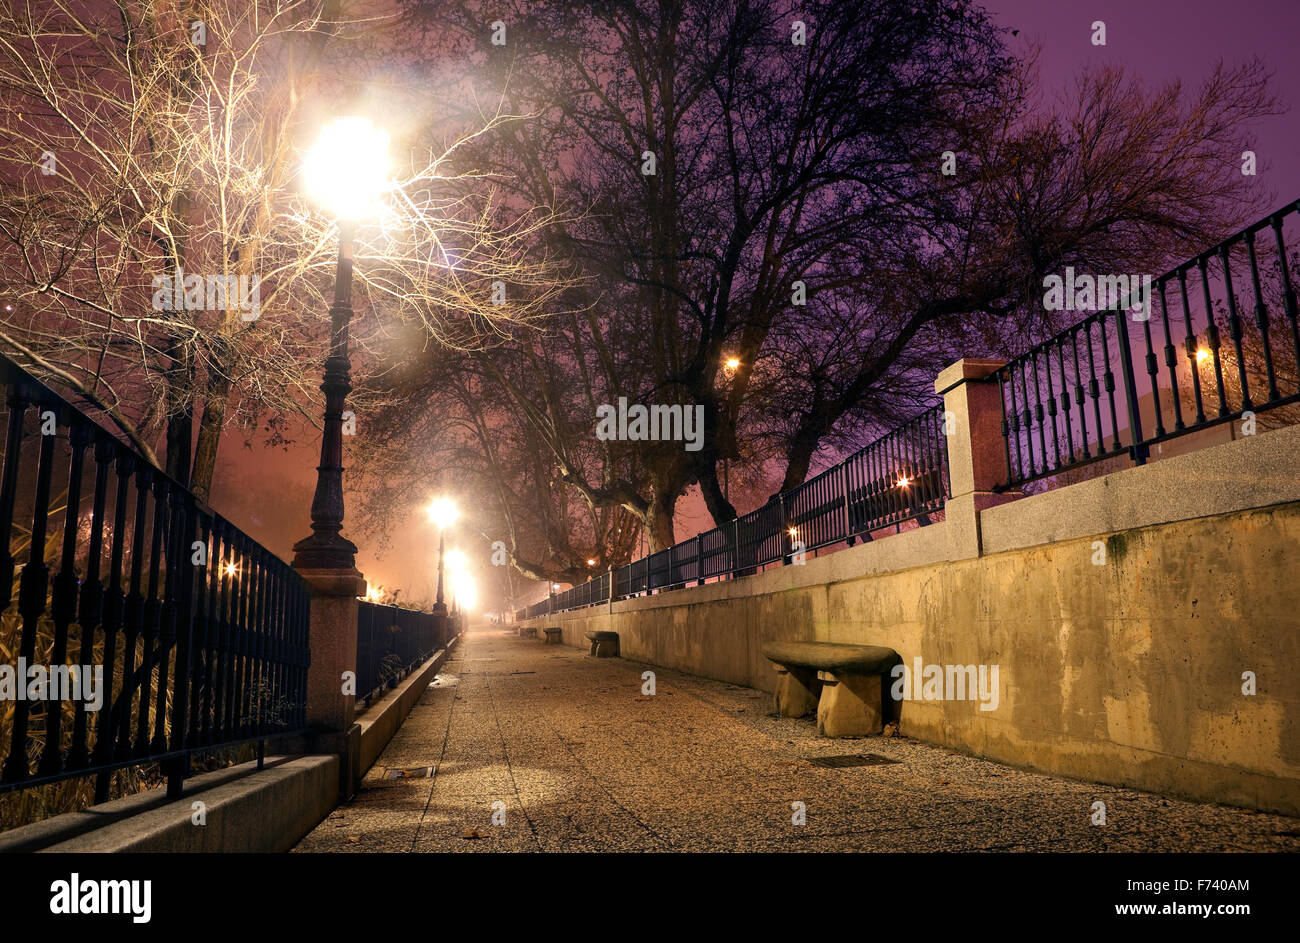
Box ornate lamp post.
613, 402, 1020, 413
290, 117, 389, 800
292, 116, 390, 571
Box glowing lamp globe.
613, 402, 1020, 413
303, 117, 391, 220
427, 497, 459, 530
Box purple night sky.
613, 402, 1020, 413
992, 0, 1299, 204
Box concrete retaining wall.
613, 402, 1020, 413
524, 424, 1300, 816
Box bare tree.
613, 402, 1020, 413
0, 0, 571, 500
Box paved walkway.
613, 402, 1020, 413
294, 629, 1300, 852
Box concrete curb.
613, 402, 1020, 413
0, 755, 339, 853
357, 635, 460, 775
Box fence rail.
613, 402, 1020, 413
354, 601, 446, 708
518, 402, 949, 620
0, 354, 310, 802
995, 200, 1300, 489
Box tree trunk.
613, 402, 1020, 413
696, 460, 736, 524
163, 332, 193, 486
165, 409, 193, 486
647, 483, 678, 551
189, 376, 230, 503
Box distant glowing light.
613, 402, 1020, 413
444, 549, 467, 573
724, 356, 740, 371
552, 583, 561, 592
452, 571, 477, 611
788, 527, 797, 538
586, 558, 597, 566
1196, 348, 1211, 363
302, 116, 391, 221
223, 561, 238, 578
897, 475, 910, 488
365, 585, 382, 602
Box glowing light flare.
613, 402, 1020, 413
444, 548, 467, 574
426, 496, 459, 529
451, 571, 477, 612
223, 561, 238, 579
897, 475, 910, 488
1196, 348, 1211, 363
302, 117, 391, 221
724, 356, 740, 371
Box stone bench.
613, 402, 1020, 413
585, 631, 620, 658
759, 641, 901, 738
543, 626, 563, 645
517, 626, 536, 638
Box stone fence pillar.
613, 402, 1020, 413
298, 567, 365, 800
935, 358, 1021, 558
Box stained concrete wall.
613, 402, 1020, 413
525, 423, 1300, 816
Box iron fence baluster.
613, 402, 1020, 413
1156, 279, 1185, 431
1112, 307, 1147, 465
1068, 329, 1091, 458
40, 418, 90, 776
1244, 229, 1280, 402
1198, 256, 1229, 417
70, 437, 112, 771
2, 411, 56, 783
1219, 243, 1252, 411
1178, 269, 1208, 424
1138, 305, 1165, 438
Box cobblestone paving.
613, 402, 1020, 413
294, 629, 1300, 853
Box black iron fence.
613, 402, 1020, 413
517, 201, 1300, 622
518, 403, 950, 620
0, 354, 310, 802
354, 601, 446, 708
994, 200, 1300, 489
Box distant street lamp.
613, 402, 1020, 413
292, 116, 391, 572
443, 549, 475, 614
427, 497, 460, 612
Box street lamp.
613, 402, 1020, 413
427, 497, 459, 612
292, 116, 391, 572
